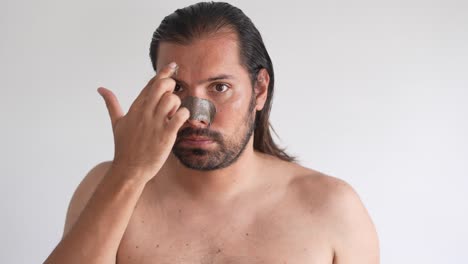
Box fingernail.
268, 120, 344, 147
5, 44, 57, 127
169, 62, 177, 68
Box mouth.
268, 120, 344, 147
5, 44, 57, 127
177, 136, 214, 147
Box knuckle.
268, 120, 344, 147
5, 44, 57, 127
152, 78, 163, 88
168, 94, 181, 105
171, 109, 187, 124
159, 92, 172, 105
161, 93, 178, 107
160, 78, 176, 89
150, 78, 176, 98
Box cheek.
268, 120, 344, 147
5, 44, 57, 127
216, 90, 248, 117
222, 84, 251, 110
212, 90, 250, 129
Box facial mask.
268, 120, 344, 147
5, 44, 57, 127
180, 96, 217, 126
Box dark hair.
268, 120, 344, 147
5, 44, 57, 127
149, 1, 297, 163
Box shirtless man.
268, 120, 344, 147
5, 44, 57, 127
45, 2, 379, 263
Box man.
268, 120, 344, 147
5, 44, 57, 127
45, 2, 379, 263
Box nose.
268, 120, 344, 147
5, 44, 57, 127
185, 118, 209, 128
179, 96, 217, 127
179, 118, 209, 136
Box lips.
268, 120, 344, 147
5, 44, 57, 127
178, 136, 213, 142
177, 136, 214, 147
182, 137, 211, 141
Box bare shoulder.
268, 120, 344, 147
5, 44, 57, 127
287, 165, 371, 226
286, 164, 350, 204
62, 160, 113, 238
287, 164, 380, 264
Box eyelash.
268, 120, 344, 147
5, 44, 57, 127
173, 83, 230, 93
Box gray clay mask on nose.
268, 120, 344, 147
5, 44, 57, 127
180, 96, 217, 126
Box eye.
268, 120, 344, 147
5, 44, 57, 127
213, 83, 229, 93
173, 83, 183, 93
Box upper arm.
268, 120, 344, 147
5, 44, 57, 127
328, 179, 380, 264
62, 161, 113, 239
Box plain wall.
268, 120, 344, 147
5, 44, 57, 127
1, 0, 467, 263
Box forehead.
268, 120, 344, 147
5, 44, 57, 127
156, 32, 247, 76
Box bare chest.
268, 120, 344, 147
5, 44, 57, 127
116, 198, 334, 264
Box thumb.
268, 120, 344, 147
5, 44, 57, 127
97, 87, 124, 129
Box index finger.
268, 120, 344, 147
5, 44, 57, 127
130, 62, 178, 112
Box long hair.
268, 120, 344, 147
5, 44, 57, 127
149, 1, 297, 163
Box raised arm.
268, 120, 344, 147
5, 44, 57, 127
44, 62, 189, 263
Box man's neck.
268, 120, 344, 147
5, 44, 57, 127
156, 137, 262, 205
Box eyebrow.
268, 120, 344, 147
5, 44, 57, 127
172, 74, 235, 86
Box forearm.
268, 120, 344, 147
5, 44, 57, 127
44, 166, 149, 264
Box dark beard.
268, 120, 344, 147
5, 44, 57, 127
171, 94, 256, 171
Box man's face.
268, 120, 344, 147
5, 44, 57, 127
156, 32, 257, 171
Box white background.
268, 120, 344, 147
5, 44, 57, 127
1, 0, 467, 263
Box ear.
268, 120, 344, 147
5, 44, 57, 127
253, 68, 270, 111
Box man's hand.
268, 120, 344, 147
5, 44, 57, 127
97, 62, 189, 182
44, 62, 190, 264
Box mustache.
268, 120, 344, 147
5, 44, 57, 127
176, 127, 222, 142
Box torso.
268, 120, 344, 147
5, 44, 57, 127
116, 155, 337, 264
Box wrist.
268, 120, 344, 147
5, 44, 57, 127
107, 162, 156, 186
